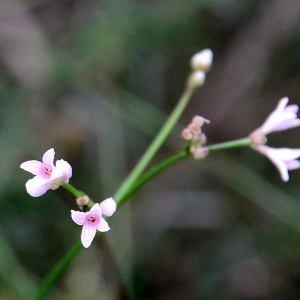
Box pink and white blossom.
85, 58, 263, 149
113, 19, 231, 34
71, 198, 117, 248
258, 97, 300, 135
20, 148, 72, 197
256, 145, 300, 182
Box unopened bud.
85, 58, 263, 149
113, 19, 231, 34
76, 195, 90, 206
188, 123, 201, 134
182, 128, 193, 140
188, 71, 206, 89
192, 147, 209, 159
194, 132, 207, 145
191, 49, 213, 72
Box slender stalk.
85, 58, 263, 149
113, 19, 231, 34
34, 241, 82, 300
207, 137, 251, 152
114, 85, 197, 204
62, 183, 95, 206
62, 183, 85, 198
118, 137, 252, 204
118, 151, 189, 206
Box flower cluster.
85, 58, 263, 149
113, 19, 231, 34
182, 115, 210, 159
20, 148, 117, 248
20, 148, 72, 197
250, 97, 300, 181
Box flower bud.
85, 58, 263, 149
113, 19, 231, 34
182, 128, 193, 140
191, 49, 213, 72
76, 195, 90, 206
188, 71, 206, 89
192, 147, 209, 159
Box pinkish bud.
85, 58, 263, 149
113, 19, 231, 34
182, 128, 193, 140
192, 147, 209, 159
188, 123, 201, 135
76, 195, 90, 206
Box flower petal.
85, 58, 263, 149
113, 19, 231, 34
25, 176, 52, 197
260, 97, 300, 134
56, 159, 72, 181
20, 160, 48, 178
100, 198, 117, 217
42, 148, 55, 169
256, 145, 300, 182
81, 223, 97, 248
97, 218, 110, 232
286, 160, 300, 170
71, 210, 87, 225
89, 203, 102, 215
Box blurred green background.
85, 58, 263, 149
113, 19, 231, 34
1, 0, 300, 299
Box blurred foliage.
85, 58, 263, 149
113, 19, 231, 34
1, 0, 300, 299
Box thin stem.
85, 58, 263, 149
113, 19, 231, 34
114, 85, 197, 204
62, 183, 85, 198
34, 241, 82, 300
207, 137, 251, 152
119, 137, 252, 203
62, 183, 95, 206
118, 151, 189, 206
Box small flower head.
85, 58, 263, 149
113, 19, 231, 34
182, 115, 210, 159
71, 198, 117, 248
256, 145, 300, 181
191, 49, 213, 72
20, 148, 72, 197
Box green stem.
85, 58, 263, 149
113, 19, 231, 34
62, 183, 95, 206
207, 137, 251, 152
118, 151, 189, 206
118, 137, 252, 203
34, 241, 82, 300
62, 183, 85, 198
114, 85, 197, 205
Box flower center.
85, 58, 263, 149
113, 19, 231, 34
45, 167, 52, 177
87, 214, 98, 223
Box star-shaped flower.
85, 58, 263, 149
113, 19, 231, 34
20, 148, 72, 197
71, 198, 117, 248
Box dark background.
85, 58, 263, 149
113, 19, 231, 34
1, 0, 300, 299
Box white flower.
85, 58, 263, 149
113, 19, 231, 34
20, 148, 72, 197
256, 145, 300, 181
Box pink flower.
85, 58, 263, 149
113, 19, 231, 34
256, 145, 300, 181
20, 148, 72, 197
71, 198, 117, 248
259, 97, 300, 135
